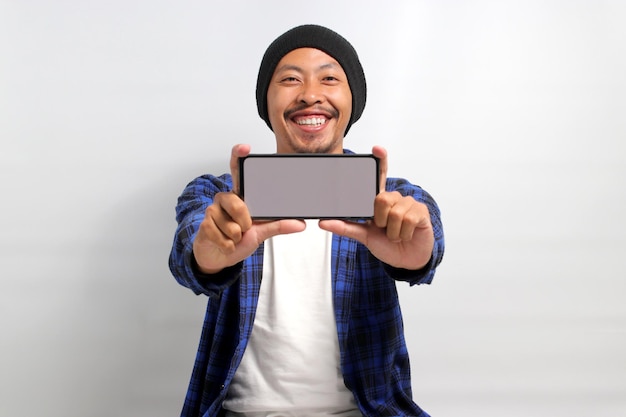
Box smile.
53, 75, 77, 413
294, 116, 328, 127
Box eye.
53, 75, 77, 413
279, 76, 300, 84
321, 75, 341, 85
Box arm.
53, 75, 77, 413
319, 146, 444, 282
380, 177, 444, 285
168, 173, 242, 296
169, 144, 306, 296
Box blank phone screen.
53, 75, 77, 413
239, 154, 379, 219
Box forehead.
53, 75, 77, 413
274, 47, 344, 72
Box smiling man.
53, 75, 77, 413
266, 47, 351, 154
169, 25, 445, 417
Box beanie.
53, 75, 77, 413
256, 24, 367, 136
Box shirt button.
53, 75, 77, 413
220, 384, 225, 390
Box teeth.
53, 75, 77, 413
296, 117, 326, 126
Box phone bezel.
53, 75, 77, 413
239, 153, 380, 220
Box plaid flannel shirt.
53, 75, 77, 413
169, 158, 444, 417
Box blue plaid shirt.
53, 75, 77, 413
169, 165, 444, 417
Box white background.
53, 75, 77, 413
1, 1, 625, 416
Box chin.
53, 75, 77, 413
294, 142, 339, 154
292, 135, 343, 154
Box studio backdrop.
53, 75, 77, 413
1, 1, 625, 416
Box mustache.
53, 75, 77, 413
284, 103, 339, 119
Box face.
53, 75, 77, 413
267, 48, 352, 154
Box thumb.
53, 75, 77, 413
318, 220, 368, 245
230, 144, 251, 195
253, 219, 307, 243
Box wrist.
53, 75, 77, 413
191, 253, 224, 275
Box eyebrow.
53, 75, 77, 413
274, 62, 341, 74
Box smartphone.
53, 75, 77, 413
239, 154, 379, 219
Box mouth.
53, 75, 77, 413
286, 105, 338, 132
293, 115, 329, 127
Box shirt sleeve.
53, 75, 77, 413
383, 177, 445, 285
168, 173, 242, 297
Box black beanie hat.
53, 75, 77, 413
256, 24, 367, 136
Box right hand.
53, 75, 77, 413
192, 144, 306, 274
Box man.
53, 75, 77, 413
169, 24, 445, 417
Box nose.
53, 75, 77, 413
298, 80, 324, 105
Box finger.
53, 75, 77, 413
398, 202, 428, 241
196, 212, 236, 254
214, 192, 252, 233
385, 197, 417, 241
204, 210, 243, 254
372, 145, 388, 193
318, 220, 368, 245
229, 144, 251, 195
398, 214, 418, 241
211, 210, 245, 246
254, 219, 306, 243
373, 191, 401, 228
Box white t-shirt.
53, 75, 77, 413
223, 220, 360, 416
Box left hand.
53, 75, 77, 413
318, 146, 434, 270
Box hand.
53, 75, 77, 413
192, 144, 306, 274
319, 146, 434, 270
